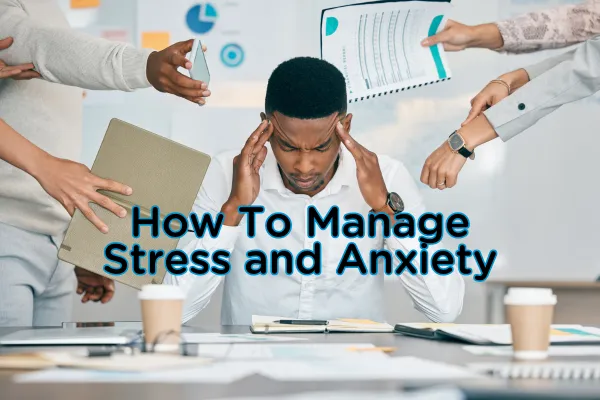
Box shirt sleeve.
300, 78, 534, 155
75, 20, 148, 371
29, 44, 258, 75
495, 0, 600, 54
0, 0, 152, 91
484, 35, 600, 142
163, 157, 240, 324
383, 162, 465, 323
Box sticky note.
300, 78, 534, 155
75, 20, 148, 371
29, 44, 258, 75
141, 32, 170, 51
70, 0, 100, 8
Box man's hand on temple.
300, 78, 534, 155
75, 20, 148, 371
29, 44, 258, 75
335, 121, 389, 211
222, 120, 273, 226
146, 39, 211, 105
74, 267, 115, 304
0, 37, 41, 80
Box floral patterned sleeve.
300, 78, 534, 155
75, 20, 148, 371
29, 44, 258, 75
495, 0, 600, 53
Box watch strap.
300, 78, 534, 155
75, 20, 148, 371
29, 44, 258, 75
457, 146, 473, 158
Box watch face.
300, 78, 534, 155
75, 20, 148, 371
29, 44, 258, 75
448, 133, 464, 151
389, 192, 404, 213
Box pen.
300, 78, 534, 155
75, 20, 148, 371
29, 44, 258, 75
274, 319, 328, 325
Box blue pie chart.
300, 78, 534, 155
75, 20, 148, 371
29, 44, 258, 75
186, 3, 218, 34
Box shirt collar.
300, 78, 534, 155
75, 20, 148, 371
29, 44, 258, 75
261, 143, 357, 196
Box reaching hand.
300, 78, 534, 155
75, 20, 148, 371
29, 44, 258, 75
336, 122, 388, 210
421, 20, 504, 52
420, 141, 468, 190
35, 155, 132, 233
462, 81, 510, 126
226, 120, 273, 214
146, 39, 211, 105
0, 37, 41, 80
74, 267, 115, 304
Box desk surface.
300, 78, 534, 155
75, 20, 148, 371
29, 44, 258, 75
2, 325, 600, 400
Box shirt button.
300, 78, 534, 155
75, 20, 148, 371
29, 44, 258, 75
518, 103, 526, 111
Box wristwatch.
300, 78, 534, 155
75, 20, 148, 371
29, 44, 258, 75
448, 131, 475, 160
374, 192, 404, 214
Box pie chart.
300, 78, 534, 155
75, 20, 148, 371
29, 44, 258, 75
186, 3, 218, 34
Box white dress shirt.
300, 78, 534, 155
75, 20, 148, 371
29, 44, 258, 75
484, 35, 600, 141
165, 143, 465, 325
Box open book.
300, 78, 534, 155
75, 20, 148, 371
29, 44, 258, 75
250, 316, 394, 334
394, 323, 600, 345
321, 0, 452, 103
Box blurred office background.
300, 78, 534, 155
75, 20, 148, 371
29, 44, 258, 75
62, 0, 600, 326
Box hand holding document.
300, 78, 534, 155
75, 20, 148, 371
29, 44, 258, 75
321, 0, 452, 103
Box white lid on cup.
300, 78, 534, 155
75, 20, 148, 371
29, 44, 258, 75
504, 287, 557, 306
138, 284, 185, 300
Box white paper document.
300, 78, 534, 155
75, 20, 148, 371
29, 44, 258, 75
15, 361, 257, 384
181, 333, 307, 344
257, 356, 479, 381
321, 0, 452, 103
195, 343, 388, 360
463, 345, 600, 357
220, 387, 465, 400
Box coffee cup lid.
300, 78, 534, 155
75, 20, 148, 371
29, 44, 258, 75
138, 284, 185, 300
504, 287, 557, 306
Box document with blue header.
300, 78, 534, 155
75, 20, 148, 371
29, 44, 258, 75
321, 0, 452, 103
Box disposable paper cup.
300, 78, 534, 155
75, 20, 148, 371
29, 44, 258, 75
504, 288, 557, 360
138, 284, 185, 353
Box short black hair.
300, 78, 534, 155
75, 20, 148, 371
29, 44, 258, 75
265, 57, 347, 119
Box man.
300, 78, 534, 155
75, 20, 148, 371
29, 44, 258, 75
0, 0, 209, 326
165, 57, 465, 325
421, 34, 600, 190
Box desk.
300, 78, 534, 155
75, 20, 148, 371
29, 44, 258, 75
2, 325, 600, 399
485, 281, 600, 324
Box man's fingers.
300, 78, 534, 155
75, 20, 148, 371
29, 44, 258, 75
0, 68, 23, 79
255, 122, 273, 150
168, 70, 204, 90
175, 39, 194, 54
0, 37, 13, 51
169, 52, 192, 70
420, 161, 431, 186
336, 122, 364, 162
79, 203, 109, 233
91, 192, 127, 219
252, 146, 268, 172
242, 120, 269, 157
95, 177, 132, 197
445, 171, 458, 188
12, 70, 41, 80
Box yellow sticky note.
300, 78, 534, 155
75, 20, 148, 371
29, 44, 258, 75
141, 32, 170, 51
70, 0, 100, 9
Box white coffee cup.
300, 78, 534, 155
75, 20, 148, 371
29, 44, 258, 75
138, 284, 185, 352
504, 287, 557, 360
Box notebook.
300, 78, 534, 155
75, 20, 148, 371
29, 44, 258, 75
469, 362, 600, 380
394, 323, 600, 345
320, 0, 452, 103
58, 118, 211, 290
250, 315, 394, 334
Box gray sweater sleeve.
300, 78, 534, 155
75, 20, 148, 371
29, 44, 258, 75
0, 0, 153, 91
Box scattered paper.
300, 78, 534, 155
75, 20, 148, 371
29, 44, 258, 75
181, 333, 307, 344
15, 361, 257, 384
195, 343, 388, 360
220, 387, 465, 400
463, 345, 600, 357
257, 356, 479, 381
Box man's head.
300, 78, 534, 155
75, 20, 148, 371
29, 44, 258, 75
262, 57, 352, 196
